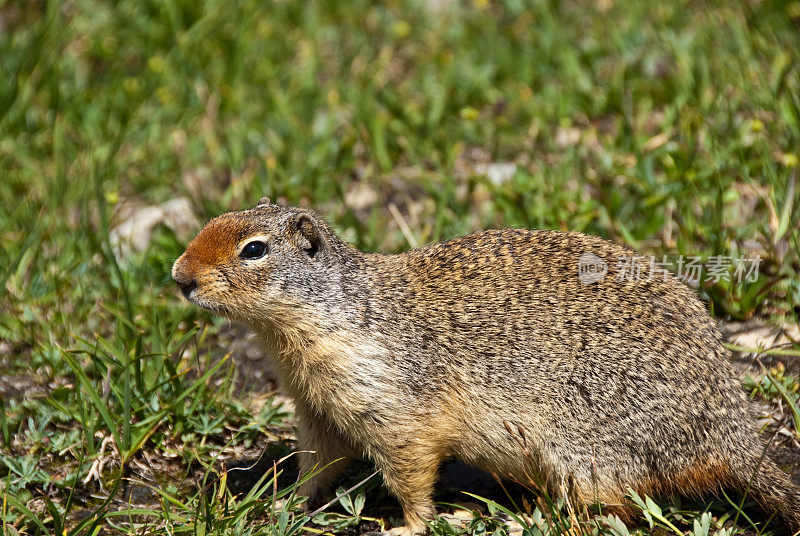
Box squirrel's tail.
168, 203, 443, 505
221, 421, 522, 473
731, 440, 800, 533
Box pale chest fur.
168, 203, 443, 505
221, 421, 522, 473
255, 325, 407, 435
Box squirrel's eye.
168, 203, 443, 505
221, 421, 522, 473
240, 241, 267, 260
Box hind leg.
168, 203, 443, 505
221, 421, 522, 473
565, 478, 637, 524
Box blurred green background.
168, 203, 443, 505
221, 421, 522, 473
1, 0, 800, 534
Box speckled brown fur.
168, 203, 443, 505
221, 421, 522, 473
172, 200, 800, 535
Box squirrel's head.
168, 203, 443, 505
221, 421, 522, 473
172, 198, 349, 324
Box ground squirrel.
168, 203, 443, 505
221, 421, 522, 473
172, 198, 800, 535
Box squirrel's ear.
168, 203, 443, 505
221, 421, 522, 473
293, 215, 324, 259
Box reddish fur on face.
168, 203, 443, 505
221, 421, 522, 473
173, 214, 259, 287
179, 217, 236, 268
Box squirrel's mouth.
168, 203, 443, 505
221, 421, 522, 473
182, 293, 229, 316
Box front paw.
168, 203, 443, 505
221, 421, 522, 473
301, 491, 330, 515
363, 527, 421, 536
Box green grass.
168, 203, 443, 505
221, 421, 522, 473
1, 0, 800, 534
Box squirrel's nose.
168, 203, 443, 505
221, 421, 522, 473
176, 278, 198, 299
172, 262, 198, 299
